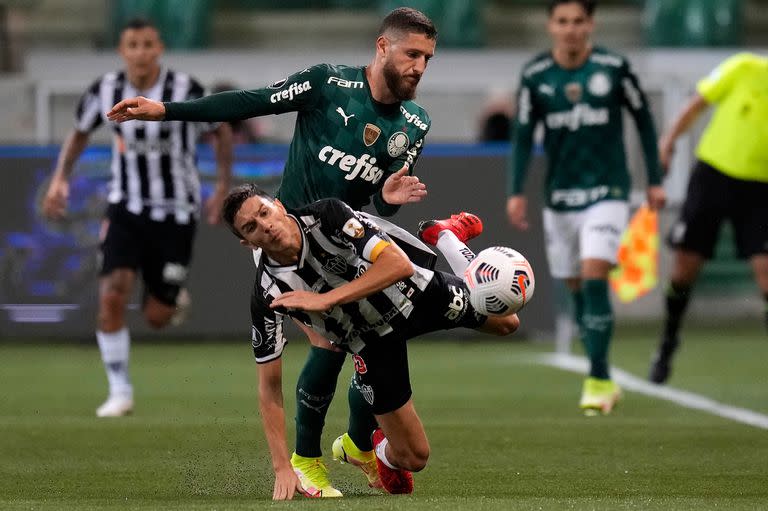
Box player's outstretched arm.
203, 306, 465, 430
107, 96, 166, 122
478, 313, 520, 336
257, 358, 306, 500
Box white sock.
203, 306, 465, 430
96, 328, 133, 398
375, 437, 398, 470
436, 231, 476, 276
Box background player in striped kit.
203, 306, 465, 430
221, 184, 520, 499
506, 0, 666, 414
108, 8, 438, 496
41, 18, 233, 418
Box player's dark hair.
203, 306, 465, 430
548, 0, 596, 16
122, 17, 159, 33
378, 7, 437, 40
222, 184, 275, 239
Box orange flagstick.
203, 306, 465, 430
609, 204, 659, 302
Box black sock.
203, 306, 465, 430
661, 282, 692, 355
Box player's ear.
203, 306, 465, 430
376, 35, 389, 57
239, 238, 257, 250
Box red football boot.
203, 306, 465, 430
417, 212, 483, 246
372, 428, 414, 494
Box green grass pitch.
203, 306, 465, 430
2, 322, 767, 510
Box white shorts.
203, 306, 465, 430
542, 200, 629, 279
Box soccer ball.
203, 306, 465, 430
464, 246, 535, 316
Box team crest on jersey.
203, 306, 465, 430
323, 255, 348, 274
588, 72, 611, 97
387, 132, 410, 157
565, 82, 582, 103
342, 217, 365, 238
364, 123, 381, 146
360, 384, 374, 405
268, 78, 287, 89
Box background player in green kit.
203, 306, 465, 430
109, 8, 436, 498
506, 0, 666, 414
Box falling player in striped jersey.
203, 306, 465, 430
221, 184, 519, 499
506, 0, 666, 414
41, 18, 233, 418
109, 8, 443, 496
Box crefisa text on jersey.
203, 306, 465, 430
399, 106, 428, 131
269, 81, 312, 103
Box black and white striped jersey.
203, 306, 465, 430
249, 198, 435, 363
75, 68, 216, 224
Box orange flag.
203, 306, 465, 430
609, 205, 659, 302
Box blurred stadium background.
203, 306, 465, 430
2, 0, 766, 336
1, 1, 768, 508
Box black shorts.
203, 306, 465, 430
100, 203, 196, 305
351, 271, 487, 415
668, 160, 768, 259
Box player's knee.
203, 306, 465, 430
143, 303, 173, 329
398, 444, 430, 472
486, 314, 520, 336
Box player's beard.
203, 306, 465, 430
383, 61, 419, 101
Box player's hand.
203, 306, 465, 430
204, 185, 227, 225
381, 165, 427, 205
107, 96, 166, 122
506, 195, 529, 231
658, 135, 675, 172
42, 177, 70, 220
270, 291, 334, 312
272, 466, 306, 500
646, 185, 666, 211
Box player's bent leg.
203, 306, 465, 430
375, 400, 429, 471
372, 399, 428, 494
142, 295, 177, 329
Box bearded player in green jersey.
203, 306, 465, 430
109, 8, 438, 499
507, 0, 666, 415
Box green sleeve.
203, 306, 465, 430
621, 61, 662, 186
507, 80, 536, 196
164, 64, 328, 122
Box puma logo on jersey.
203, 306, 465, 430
336, 106, 355, 126
318, 145, 383, 183
538, 84, 554, 96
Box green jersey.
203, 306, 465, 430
508, 47, 662, 211
164, 64, 430, 216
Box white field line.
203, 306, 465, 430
535, 352, 768, 430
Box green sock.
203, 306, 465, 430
571, 288, 585, 342
295, 346, 346, 458
582, 279, 613, 380
346, 376, 378, 451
